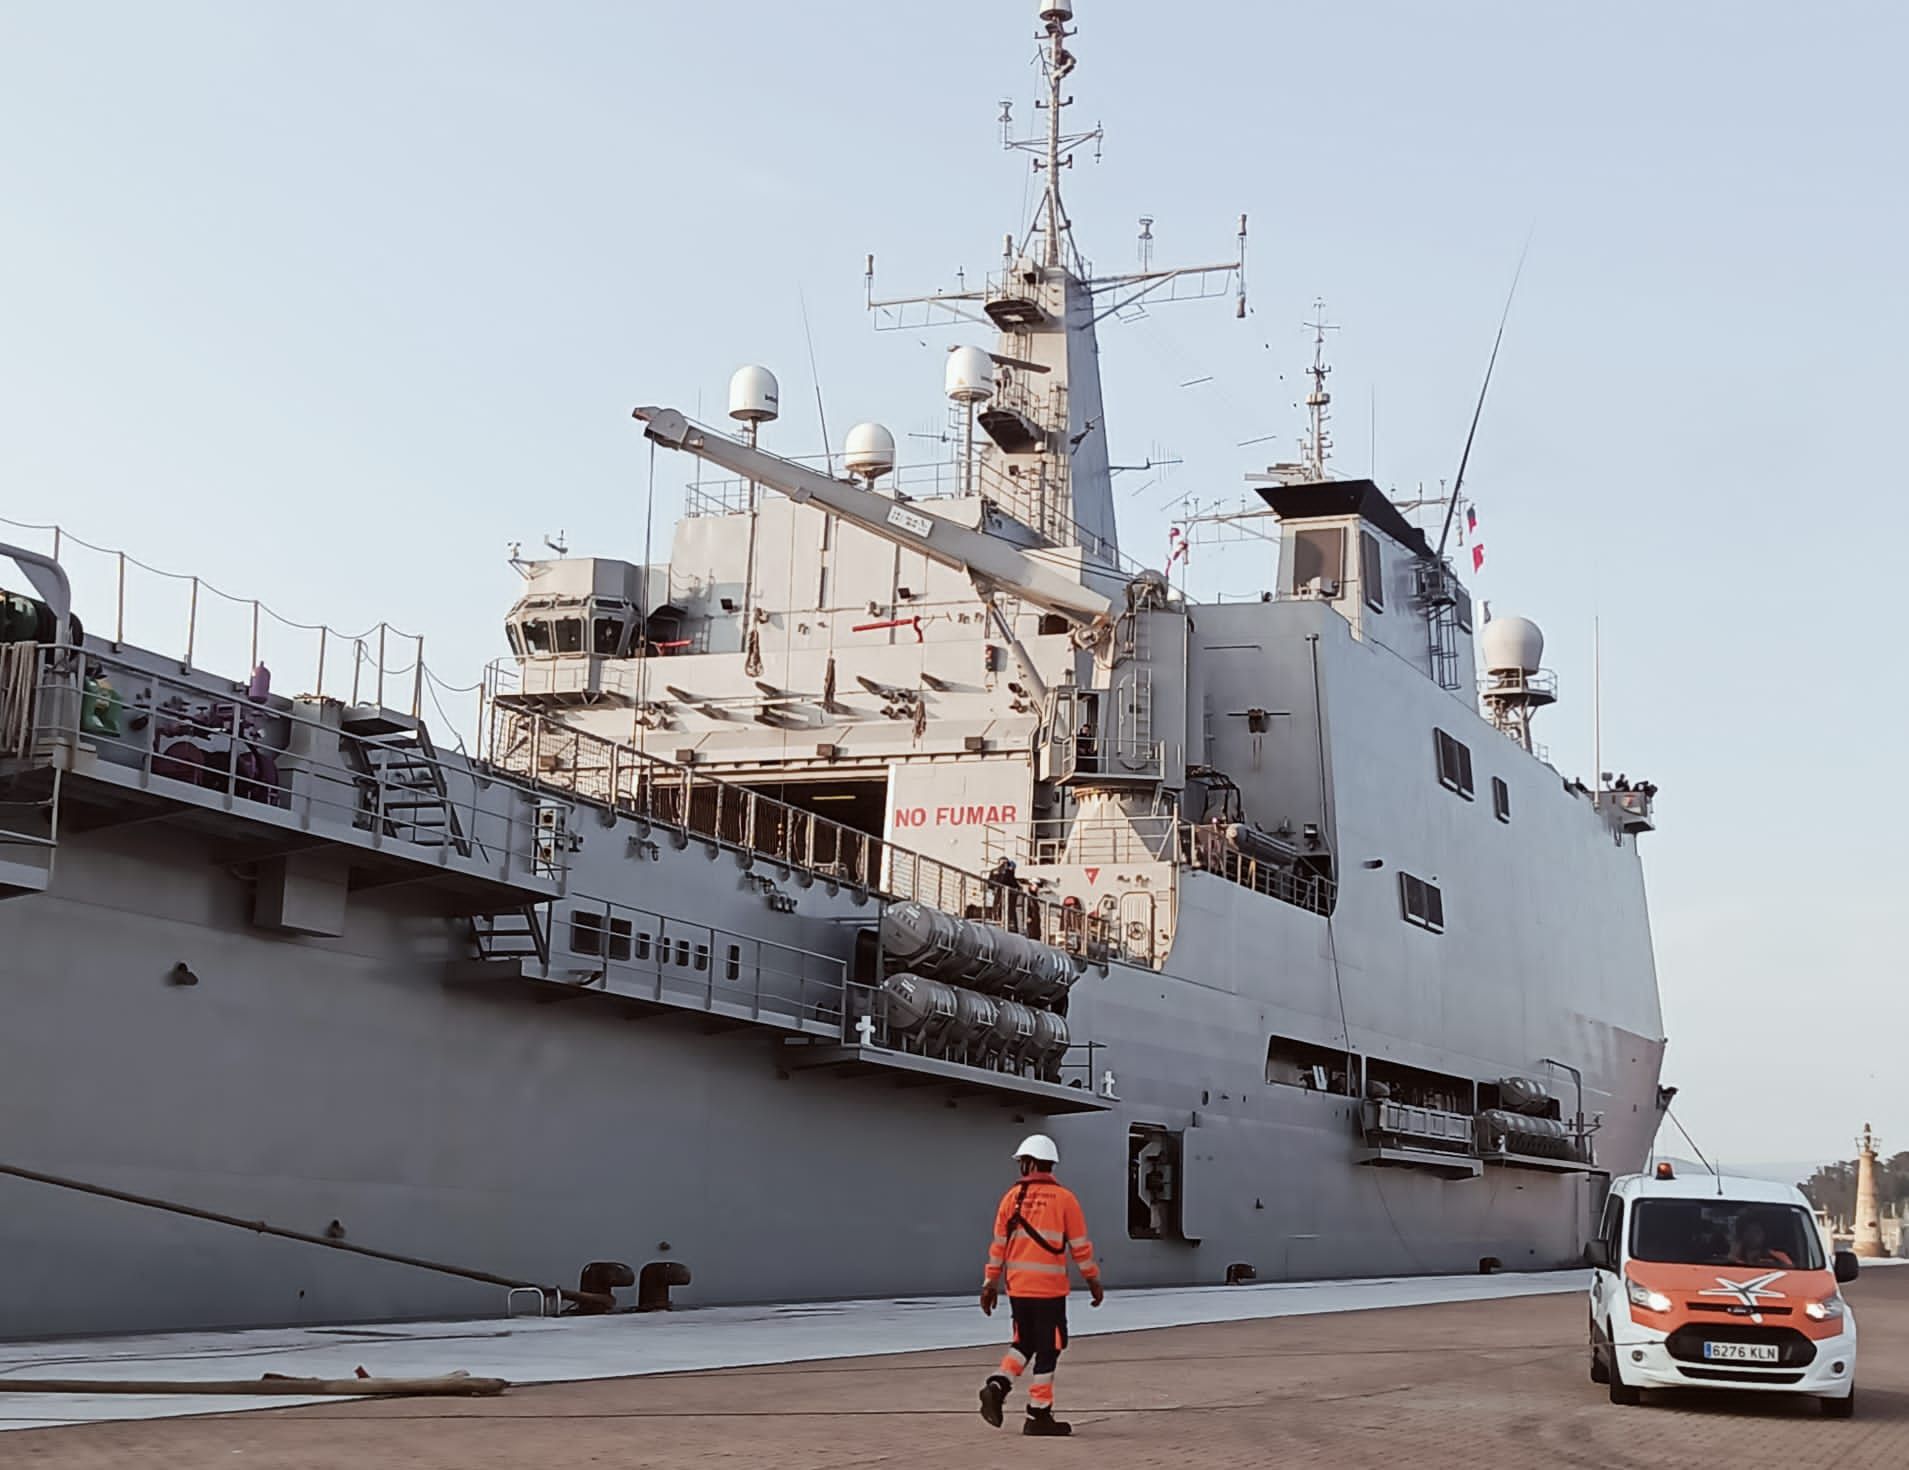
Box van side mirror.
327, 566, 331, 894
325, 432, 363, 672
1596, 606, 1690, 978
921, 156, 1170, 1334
1834, 1250, 1860, 1284
1583, 1240, 1613, 1271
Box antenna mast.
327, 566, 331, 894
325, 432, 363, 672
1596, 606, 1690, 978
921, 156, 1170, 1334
1303, 298, 1336, 480
1032, 3, 1087, 268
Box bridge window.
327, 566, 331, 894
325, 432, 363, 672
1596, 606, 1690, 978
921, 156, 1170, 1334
1435, 729, 1474, 799
593, 616, 625, 655
1492, 777, 1511, 823
1400, 873, 1444, 933
521, 619, 552, 654
1290, 528, 1344, 595
1360, 530, 1384, 612
554, 617, 585, 654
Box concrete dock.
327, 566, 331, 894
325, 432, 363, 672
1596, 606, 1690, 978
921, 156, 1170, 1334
6, 1265, 1905, 1467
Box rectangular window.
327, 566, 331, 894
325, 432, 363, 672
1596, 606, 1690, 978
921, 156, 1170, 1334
693, 942, 710, 973
1435, 729, 1474, 799
569, 910, 604, 957
1290, 528, 1345, 595
1455, 589, 1474, 633
1265, 1034, 1356, 1092
725, 943, 741, 982
592, 617, 624, 655
554, 618, 585, 654
1400, 872, 1444, 933
1359, 530, 1384, 612
1492, 776, 1511, 823
568, 911, 631, 960
634, 930, 652, 961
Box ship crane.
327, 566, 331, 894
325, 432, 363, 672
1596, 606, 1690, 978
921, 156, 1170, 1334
632, 405, 1127, 703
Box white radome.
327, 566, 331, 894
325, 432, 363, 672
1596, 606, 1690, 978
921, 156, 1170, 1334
1481, 616, 1545, 675
945, 345, 996, 404
727, 365, 780, 424
843, 422, 897, 480
1039, 1, 1074, 23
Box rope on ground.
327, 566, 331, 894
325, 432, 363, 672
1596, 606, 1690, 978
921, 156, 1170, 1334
0, 1373, 507, 1398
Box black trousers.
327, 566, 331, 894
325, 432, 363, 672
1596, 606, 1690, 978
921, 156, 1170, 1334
1009, 1295, 1070, 1374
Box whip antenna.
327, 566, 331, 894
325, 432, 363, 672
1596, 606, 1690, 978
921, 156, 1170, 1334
1434, 234, 1532, 560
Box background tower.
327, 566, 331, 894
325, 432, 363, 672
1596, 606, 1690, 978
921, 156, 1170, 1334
1853, 1123, 1886, 1258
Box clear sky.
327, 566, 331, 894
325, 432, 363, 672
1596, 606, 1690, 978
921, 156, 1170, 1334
4, 2, 1904, 1166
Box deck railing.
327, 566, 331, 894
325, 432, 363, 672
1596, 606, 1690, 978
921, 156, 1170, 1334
483, 704, 1116, 960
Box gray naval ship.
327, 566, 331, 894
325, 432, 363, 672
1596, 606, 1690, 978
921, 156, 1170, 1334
0, 1, 1666, 1339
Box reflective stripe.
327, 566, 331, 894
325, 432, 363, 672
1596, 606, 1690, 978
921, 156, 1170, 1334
1006, 1260, 1070, 1275
1000, 1351, 1027, 1377
992, 1234, 1009, 1244
1028, 1379, 1055, 1407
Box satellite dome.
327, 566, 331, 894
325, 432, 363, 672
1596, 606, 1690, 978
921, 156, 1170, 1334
1039, 0, 1074, 21
945, 345, 996, 404
1481, 616, 1544, 675
843, 422, 896, 480
727, 365, 780, 424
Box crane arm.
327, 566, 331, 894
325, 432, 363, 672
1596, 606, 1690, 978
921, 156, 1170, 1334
631, 407, 1115, 627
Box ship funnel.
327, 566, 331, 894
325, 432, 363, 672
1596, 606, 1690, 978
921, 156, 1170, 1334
727, 365, 780, 424
843, 422, 897, 484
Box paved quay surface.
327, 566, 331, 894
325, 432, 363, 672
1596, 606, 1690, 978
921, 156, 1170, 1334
9, 1265, 1907, 1469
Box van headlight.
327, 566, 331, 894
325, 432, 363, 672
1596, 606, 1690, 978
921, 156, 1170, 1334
1805, 1293, 1846, 1323
1625, 1276, 1672, 1314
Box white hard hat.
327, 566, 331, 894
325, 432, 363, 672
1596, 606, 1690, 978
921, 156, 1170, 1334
1013, 1133, 1060, 1164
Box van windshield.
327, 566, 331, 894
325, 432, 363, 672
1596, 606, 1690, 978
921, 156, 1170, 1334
1630, 1199, 1824, 1271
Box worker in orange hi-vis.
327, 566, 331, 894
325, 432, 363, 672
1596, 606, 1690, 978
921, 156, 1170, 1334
977, 1133, 1104, 1437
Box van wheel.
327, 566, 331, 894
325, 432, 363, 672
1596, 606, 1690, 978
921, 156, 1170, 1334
1822, 1387, 1855, 1420
1588, 1318, 1610, 1384
1607, 1343, 1641, 1407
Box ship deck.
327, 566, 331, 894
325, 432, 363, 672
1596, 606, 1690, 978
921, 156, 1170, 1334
6, 1262, 1905, 1465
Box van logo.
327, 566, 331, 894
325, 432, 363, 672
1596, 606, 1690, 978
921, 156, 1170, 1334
1699, 1271, 1785, 1323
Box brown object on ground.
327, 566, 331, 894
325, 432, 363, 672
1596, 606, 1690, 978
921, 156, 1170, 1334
1, 1374, 506, 1398
11, 1269, 1907, 1468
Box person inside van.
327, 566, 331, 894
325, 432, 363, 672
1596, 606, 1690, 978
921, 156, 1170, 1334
1730, 1215, 1795, 1269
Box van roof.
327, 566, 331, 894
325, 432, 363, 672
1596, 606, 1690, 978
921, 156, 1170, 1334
1612, 1172, 1810, 1207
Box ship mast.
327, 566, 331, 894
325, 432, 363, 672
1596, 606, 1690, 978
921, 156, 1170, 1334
1038, 3, 1075, 268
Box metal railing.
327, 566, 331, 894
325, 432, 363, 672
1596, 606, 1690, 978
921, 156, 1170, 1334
525, 894, 1103, 1091
15, 644, 557, 886
484, 705, 1116, 960
983, 812, 1335, 917
542, 892, 851, 1030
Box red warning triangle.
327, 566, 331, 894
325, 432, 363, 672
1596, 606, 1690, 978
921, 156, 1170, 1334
1084, 867, 1101, 885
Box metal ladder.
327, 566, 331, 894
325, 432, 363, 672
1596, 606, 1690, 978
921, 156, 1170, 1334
471, 903, 550, 969
1117, 612, 1156, 773
342, 716, 472, 856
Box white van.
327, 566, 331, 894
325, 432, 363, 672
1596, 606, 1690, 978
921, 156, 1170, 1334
1585, 1167, 1859, 1416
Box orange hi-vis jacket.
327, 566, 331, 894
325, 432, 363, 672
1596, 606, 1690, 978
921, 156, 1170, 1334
983, 1170, 1100, 1299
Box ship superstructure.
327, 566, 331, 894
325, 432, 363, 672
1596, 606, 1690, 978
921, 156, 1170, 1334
0, 1, 1665, 1339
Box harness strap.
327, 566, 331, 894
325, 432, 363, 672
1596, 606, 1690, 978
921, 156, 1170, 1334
1005, 1180, 1069, 1257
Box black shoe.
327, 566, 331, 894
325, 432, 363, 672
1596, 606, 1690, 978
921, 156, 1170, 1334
1023, 1408, 1072, 1437
978, 1376, 1009, 1428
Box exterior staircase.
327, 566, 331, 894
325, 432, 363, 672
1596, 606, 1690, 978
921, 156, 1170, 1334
340, 709, 472, 857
